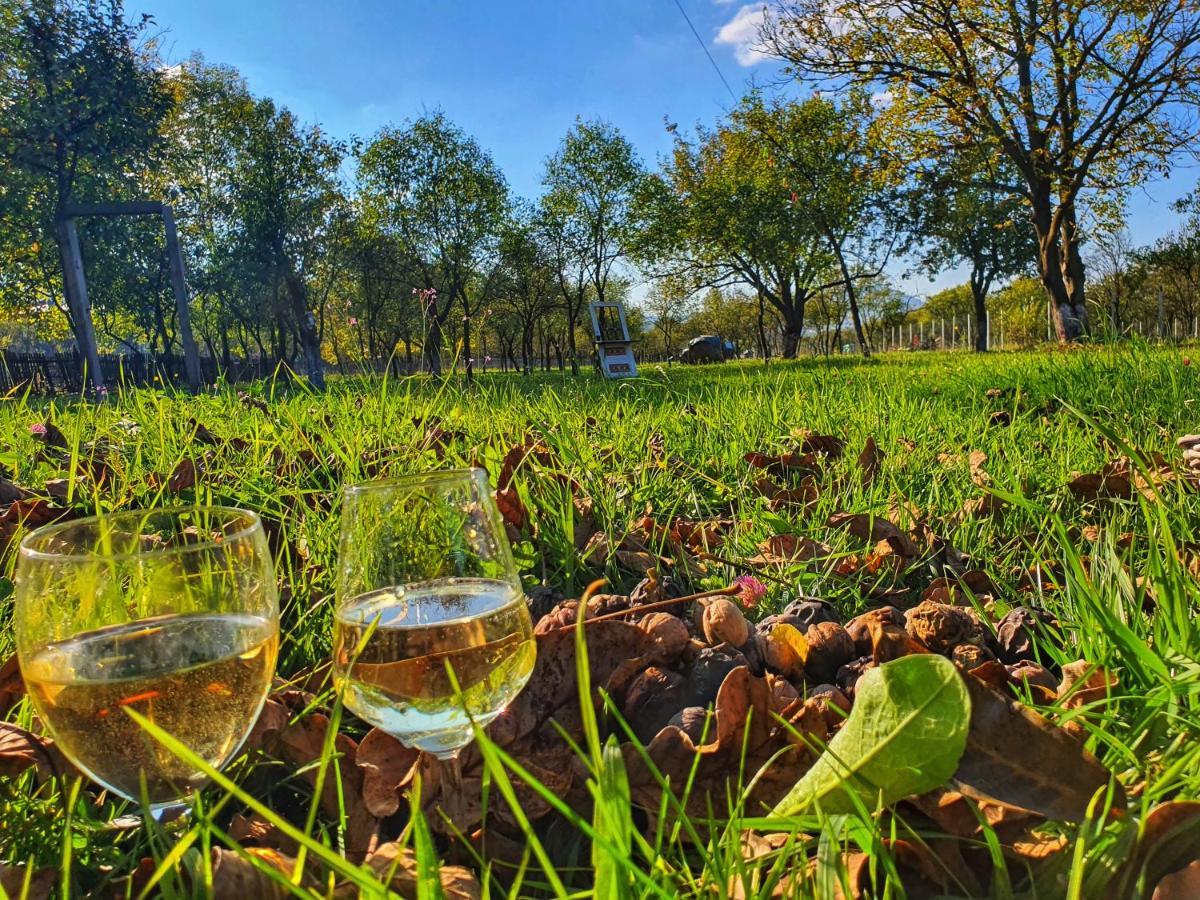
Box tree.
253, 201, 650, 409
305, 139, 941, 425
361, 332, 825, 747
766, 0, 1200, 342
495, 204, 556, 375
630, 99, 845, 359
230, 99, 344, 389
541, 119, 641, 374
0, 0, 172, 354
734, 94, 897, 356
1088, 227, 1139, 335
358, 113, 508, 376
639, 279, 695, 358
910, 151, 1035, 351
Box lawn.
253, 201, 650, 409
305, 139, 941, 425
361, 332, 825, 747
1, 346, 1198, 898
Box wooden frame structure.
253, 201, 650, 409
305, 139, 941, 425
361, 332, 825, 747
55, 201, 203, 395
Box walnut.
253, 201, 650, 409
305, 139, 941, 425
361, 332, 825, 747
845, 606, 905, 656
758, 623, 807, 679
803, 621, 856, 683
639, 612, 689, 660
624, 666, 687, 742
904, 601, 984, 653
836, 655, 873, 698
1006, 661, 1058, 692
701, 597, 750, 647
586, 593, 632, 618
950, 642, 994, 670
534, 600, 578, 634
667, 706, 710, 743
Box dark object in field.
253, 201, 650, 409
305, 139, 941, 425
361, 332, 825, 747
630, 573, 682, 606
804, 622, 857, 683
678, 335, 736, 364
685, 645, 747, 708
526, 584, 564, 621
777, 598, 840, 631
996, 606, 1040, 663
836, 655, 873, 697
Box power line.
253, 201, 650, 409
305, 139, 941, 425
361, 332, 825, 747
671, 0, 738, 102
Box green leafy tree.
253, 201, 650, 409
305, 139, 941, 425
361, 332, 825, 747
909, 152, 1035, 351
766, 0, 1200, 342
230, 99, 345, 389
358, 113, 508, 376
541, 119, 641, 374
735, 93, 897, 357
495, 203, 557, 374
0, 0, 171, 352
630, 100, 845, 359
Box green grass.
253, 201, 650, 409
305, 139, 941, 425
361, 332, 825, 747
0, 346, 1198, 897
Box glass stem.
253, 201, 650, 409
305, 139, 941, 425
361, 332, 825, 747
439, 749, 464, 799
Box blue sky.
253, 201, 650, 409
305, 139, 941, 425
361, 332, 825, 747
141, 0, 1194, 298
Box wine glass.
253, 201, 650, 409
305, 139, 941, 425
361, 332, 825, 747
14, 506, 280, 818
333, 469, 535, 783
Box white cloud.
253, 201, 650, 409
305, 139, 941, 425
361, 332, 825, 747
713, 0, 738, 5
870, 90, 894, 109
714, 4, 770, 66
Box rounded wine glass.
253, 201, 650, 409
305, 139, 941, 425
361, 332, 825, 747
333, 469, 535, 777
14, 506, 280, 818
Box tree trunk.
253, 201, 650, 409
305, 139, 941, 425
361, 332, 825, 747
566, 311, 580, 375
426, 315, 444, 376
972, 283, 989, 352
463, 312, 474, 382
283, 270, 325, 391
756, 291, 770, 361
829, 236, 870, 357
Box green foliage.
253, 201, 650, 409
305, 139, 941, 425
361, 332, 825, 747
774, 655, 970, 816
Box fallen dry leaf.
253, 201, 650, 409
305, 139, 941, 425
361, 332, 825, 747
210, 847, 309, 898
858, 436, 883, 485
355, 728, 420, 818
954, 673, 1122, 821
1105, 801, 1200, 900
1153, 861, 1200, 900
0, 863, 54, 900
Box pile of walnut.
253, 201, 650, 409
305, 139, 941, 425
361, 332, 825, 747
526, 575, 1060, 817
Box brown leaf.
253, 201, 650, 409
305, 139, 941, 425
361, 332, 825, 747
615, 550, 661, 575
493, 486, 528, 536
0, 863, 55, 900
954, 672, 1122, 821
1154, 861, 1200, 900
749, 533, 831, 566
968, 450, 990, 487
826, 512, 918, 556
857, 436, 883, 485
355, 728, 420, 818
229, 814, 300, 856
798, 431, 846, 458
1067, 471, 1133, 500
0, 654, 26, 718
1010, 833, 1069, 862
754, 476, 821, 510
0, 722, 61, 780
210, 847, 306, 899
166, 458, 199, 494
242, 697, 290, 754
1105, 801, 1200, 900
0, 479, 33, 504
346, 842, 481, 900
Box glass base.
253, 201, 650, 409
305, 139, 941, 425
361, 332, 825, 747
108, 803, 190, 830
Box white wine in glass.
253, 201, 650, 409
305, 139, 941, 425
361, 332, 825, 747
334, 470, 536, 761
15, 507, 279, 813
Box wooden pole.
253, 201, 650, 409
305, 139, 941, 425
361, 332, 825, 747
55, 217, 106, 396
161, 205, 202, 392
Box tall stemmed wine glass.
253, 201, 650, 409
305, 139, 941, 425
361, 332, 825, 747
14, 507, 280, 819
333, 469, 535, 788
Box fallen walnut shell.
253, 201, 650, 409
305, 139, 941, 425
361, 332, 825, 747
951, 643, 994, 670
630, 573, 683, 607
535, 600, 579, 634
1006, 661, 1058, 693
639, 612, 690, 660
625, 666, 687, 742
685, 645, 747, 709
702, 597, 750, 647
836, 655, 873, 698
667, 706, 710, 743
846, 606, 905, 657
905, 600, 984, 653
804, 621, 856, 683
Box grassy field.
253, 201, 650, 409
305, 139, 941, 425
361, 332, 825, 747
1, 346, 1198, 898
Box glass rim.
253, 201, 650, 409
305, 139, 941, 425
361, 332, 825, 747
18, 505, 263, 563
343, 467, 489, 496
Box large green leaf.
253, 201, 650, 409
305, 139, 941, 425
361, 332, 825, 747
774, 654, 971, 816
